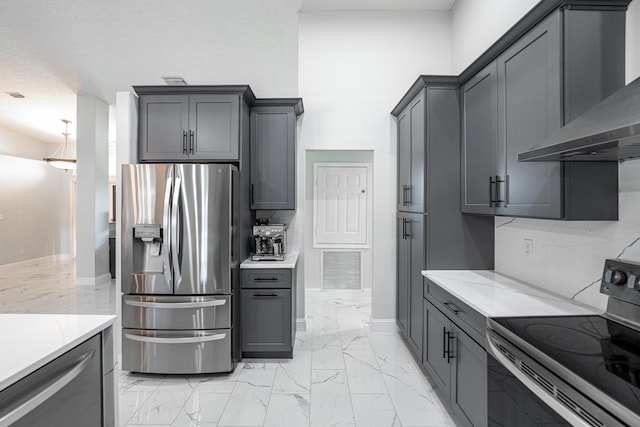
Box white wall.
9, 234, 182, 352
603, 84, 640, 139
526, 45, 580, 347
484, 1, 640, 311
298, 11, 452, 326
0, 126, 72, 265
451, 0, 538, 73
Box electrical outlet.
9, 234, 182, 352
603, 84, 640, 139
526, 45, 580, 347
524, 239, 533, 257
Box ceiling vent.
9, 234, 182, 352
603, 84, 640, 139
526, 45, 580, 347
161, 76, 187, 86
6, 92, 25, 98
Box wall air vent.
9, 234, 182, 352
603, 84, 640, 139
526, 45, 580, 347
161, 76, 187, 86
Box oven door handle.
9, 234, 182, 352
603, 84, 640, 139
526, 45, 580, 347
486, 329, 594, 427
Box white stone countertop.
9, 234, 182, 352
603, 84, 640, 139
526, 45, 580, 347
422, 270, 598, 318
0, 314, 115, 392
241, 252, 299, 269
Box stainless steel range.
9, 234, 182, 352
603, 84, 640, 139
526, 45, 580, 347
487, 259, 640, 427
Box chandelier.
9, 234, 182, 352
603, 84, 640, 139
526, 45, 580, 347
43, 119, 76, 172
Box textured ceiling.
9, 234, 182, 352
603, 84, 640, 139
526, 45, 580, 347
0, 0, 453, 145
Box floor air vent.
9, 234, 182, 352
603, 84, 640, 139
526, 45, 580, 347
321, 250, 362, 289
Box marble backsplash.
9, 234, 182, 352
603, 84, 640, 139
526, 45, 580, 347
495, 160, 640, 312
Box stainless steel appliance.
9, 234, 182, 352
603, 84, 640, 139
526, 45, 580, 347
121, 163, 239, 374
251, 224, 286, 261
487, 259, 640, 427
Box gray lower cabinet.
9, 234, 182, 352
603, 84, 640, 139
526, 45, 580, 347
423, 298, 487, 427
135, 86, 253, 162
250, 99, 303, 210
397, 212, 425, 358
241, 268, 296, 358
461, 6, 625, 220
0, 331, 115, 427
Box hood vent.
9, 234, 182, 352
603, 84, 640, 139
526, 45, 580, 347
519, 77, 640, 162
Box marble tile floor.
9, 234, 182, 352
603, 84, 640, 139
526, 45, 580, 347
0, 257, 459, 427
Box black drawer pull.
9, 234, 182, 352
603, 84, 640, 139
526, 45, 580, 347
446, 332, 455, 363
253, 293, 278, 297
254, 277, 278, 282
443, 302, 460, 315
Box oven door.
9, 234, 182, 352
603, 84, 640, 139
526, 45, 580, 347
488, 353, 571, 426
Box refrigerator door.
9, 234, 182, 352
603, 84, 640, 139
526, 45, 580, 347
121, 164, 174, 294
174, 164, 233, 295
121, 294, 231, 330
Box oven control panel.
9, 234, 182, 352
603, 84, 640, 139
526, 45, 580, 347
601, 259, 640, 305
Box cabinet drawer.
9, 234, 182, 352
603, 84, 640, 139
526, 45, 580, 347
122, 295, 231, 330
241, 269, 292, 289
424, 279, 486, 345
122, 328, 232, 374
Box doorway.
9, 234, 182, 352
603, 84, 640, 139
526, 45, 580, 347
305, 150, 373, 291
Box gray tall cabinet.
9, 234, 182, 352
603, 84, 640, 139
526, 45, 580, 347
461, 5, 626, 219
393, 78, 494, 360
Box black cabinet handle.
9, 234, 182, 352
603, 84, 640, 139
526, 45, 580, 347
443, 302, 460, 315
189, 130, 194, 154
495, 175, 505, 206
446, 331, 455, 363
183, 131, 188, 154
442, 327, 447, 359
405, 185, 411, 206
253, 293, 278, 297
489, 176, 496, 207
402, 218, 410, 239
254, 277, 278, 282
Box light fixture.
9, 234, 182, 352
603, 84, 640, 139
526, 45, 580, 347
162, 76, 187, 86
43, 119, 76, 172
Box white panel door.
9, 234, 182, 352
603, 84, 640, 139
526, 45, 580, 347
314, 164, 368, 246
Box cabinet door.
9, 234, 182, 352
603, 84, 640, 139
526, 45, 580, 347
496, 12, 562, 218
396, 213, 410, 337
408, 90, 426, 213
139, 94, 189, 161
407, 212, 424, 358
451, 325, 487, 427
189, 94, 239, 161
422, 299, 451, 400
241, 289, 291, 353
461, 62, 498, 215
250, 107, 296, 210
397, 108, 411, 210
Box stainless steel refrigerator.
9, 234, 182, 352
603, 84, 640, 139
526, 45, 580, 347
121, 163, 240, 374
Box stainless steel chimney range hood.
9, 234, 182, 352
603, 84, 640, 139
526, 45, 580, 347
519, 77, 640, 162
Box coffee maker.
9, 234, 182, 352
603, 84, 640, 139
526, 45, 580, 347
252, 222, 287, 261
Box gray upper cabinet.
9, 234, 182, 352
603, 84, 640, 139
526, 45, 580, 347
188, 94, 240, 161
397, 90, 425, 213
135, 86, 255, 163
496, 12, 562, 219
460, 5, 626, 220
139, 94, 190, 161
250, 99, 303, 210
461, 63, 498, 215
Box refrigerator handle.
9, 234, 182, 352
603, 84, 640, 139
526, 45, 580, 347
163, 168, 173, 288
171, 175, 182, 286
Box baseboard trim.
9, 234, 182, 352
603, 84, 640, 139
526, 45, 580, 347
296, 318, 307, 332
370, 318, 398, 332
76, 273, 112, 286
0, 254, 73, 269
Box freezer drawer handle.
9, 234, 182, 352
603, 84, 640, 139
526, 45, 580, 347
125, 332, 226, 344
253, 293, 278, 297
0, 349, 95, 425
125, 299, 227, 309
253, 277, 278, 282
